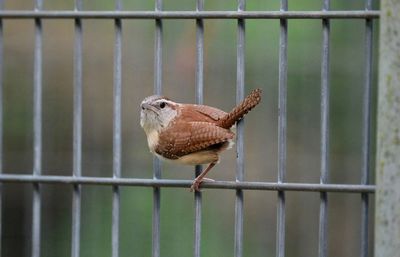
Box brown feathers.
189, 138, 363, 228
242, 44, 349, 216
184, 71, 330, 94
217, 88, 262, 129
154, 88, 262, 160
155, 121, 234, 159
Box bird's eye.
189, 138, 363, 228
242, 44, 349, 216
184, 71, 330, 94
159, 102, 166, 109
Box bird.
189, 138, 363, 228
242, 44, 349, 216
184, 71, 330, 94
140, 88, 262, 191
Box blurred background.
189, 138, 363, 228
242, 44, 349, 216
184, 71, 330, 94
2, 0, 379, 257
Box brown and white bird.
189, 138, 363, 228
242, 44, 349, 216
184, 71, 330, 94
140, 88, 262, 191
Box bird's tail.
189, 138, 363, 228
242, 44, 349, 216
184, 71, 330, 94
217, 88, 262, 129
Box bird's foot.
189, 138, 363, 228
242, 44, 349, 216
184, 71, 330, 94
190, 177, 215, 192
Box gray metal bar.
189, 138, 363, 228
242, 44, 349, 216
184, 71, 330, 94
154, 2, 162, 96
195, 0, 204, 106
194, 0, 204, 257
112, 1, 122, 257
0, 0, 3, 255
375, 1, 400, 256
151, 160, 161, 257
72, 1, 83, 257
152, 0, 162, 256
234, 1, 245, 257
152, 156, 161, 257
193, 166, 202, 257
0, 10, 380, 19
276, 1, 288, 257
32, 1, 43, 257
361, 1, 373, 257
0, 174, 376, 193
319, 1, 330, 257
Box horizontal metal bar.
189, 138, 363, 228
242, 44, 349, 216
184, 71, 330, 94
0, 10, 380, 19
0, 174, 375, 193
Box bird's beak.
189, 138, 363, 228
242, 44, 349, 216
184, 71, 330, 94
141, 103, 158, 113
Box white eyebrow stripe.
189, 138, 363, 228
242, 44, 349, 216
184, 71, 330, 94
155, 99, 176, 105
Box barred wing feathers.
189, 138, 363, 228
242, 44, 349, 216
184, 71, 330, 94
155, 121, 234, 159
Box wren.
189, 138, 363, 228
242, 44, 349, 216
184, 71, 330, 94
140, 88, 262, 191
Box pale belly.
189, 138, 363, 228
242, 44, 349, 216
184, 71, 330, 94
174, 150, 219, 165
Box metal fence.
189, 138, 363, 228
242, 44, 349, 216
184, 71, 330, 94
0, 1, 379, 257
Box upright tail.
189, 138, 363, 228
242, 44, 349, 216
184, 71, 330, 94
217, 88, 262, 129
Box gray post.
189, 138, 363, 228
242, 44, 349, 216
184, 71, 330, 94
375, 1, 400, 257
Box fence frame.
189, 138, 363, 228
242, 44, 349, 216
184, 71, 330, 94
374, 0, 400, 257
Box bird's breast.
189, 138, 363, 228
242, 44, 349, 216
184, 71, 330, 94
146, 130, 159, 153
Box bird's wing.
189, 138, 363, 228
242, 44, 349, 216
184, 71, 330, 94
179, 104, 227, 122
155, 121, 234, 159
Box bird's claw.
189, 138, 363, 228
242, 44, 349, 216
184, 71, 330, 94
190, 177, 215, 192
190, 180, 201, 192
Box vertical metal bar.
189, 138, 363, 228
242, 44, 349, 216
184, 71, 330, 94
72, 1, 83, 257
0, 1, 4, 256
112, 1, 122, 257
32, 1, 43, 257
154, 0, 162, 96
195, 2, 204, 106
361, 1, 373, 257
193, 1, 204, 257
152, 160, 161, 257
319, 1, 330, 257
152, 0, 162, 257
234, 1, 245, 257
276, 1, 288, 257
375, 2, 400, 256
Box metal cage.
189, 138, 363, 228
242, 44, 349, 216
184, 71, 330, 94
0, 1, 381, 257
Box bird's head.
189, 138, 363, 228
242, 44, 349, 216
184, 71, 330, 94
140, 95, 178, 134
